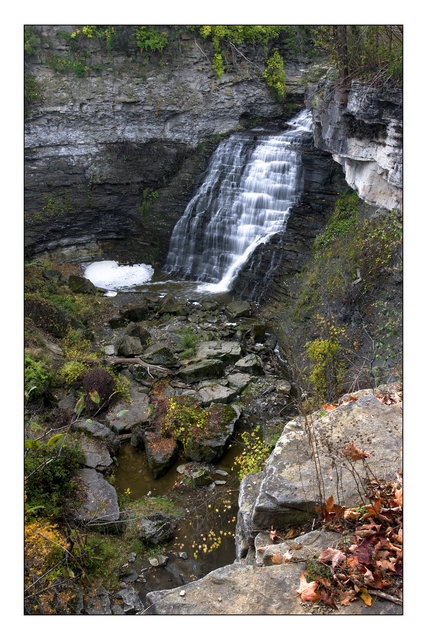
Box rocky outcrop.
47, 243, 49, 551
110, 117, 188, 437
236, 387, 402, 557
307, 79, 402, 212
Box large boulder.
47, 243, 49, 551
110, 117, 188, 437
238, 391, 402, 541
143, 431, 179, 479
234, 353, 264, 376
79, 435, 115, 472
70, 468, 121, 531
183, 403, 240, 463
137, 513, 177, 545
194, 341, 242, 364
68, 274, 97, 294
196, 381, 239, 406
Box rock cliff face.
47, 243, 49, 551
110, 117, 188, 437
24, 26, 307, 261
307, 79, 402, 212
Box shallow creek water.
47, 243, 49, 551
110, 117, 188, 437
114, 435, 245, 581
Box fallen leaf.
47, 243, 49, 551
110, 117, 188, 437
268, 528, 278, 542
394, 488, 403, 508
291, 543, 302, 550
319, 547, 346, 569
359, 587, 372, 606
342, 442, 371, 461
339, 589, 357, 606
322, 403, 338, 411
297, 572, 320, 602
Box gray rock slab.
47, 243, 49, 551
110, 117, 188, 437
255, 529, 342, 566
235, 353, 264, 375
178, 359, 225, 383
194, 340, 241, 364
72, 419, 120, 454
71, 468, 120, 529
227, 372, 252, 392
196, 382, 239, 406
105, 387, 150, 433
252, 392, 402, 531
79, 434, 114, 472
145, 560, 400, 614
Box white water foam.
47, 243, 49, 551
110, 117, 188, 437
84, 260, 154, 291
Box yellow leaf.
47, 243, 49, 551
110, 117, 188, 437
359, 587, 372, 606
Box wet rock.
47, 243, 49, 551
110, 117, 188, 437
123, 321, 151, 345
227, 372, 252, 392
70, 469, 121, 531
178, 359, 225, 383
68, 274, 97, 294
143, 343, 180, 368
143, 431, 179, 479
235, 354, 264, 375
149, 555, 169, 567
159, 294, 188, 316
137, 513, 177, 545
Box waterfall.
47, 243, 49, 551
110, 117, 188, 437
164, 109, 312, 293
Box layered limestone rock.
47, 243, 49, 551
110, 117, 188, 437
24, 26, 306, 262
308, 79, 402, 212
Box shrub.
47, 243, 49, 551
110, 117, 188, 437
304, 324, 348, 402
24, 295, 72, 338
25, 354, 52, 400
161, 396, 208, 448
58, 360, 88, 384
83, 367, 116, 409
25, 440, 84, 519
262, 49, 286, 100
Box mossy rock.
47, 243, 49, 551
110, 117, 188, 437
183, 403, 240, 463
24, 294, 77, 338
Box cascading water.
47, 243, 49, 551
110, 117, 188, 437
164, 109, 313, 293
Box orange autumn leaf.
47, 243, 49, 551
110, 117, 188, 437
297, 572, 320, 602
342, 441, 371, 461
322, 403, 338, 411
325, 495, 335, 512
394, 487, 403, 508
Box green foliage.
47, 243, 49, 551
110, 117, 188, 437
58, 360, 88, 385
46, 53, 89, 77
213, 53, 225, 78
304, 323, 348, 402
25, 354, 52, 400
24, 74, 43, 114
314, 25, 402, 84
71, 25, 117, 51
24, 294, 72, 338
178, 327, 200, 359
133, 26, 169, 52
139, 188, 159, 218
24, 26, 38, 56
161, 396, 209, 448
233, 426, 273, 480
25, 440, 84, 519
262, 49, 286, 100
31, 194, 75, 223
312, 192, 360, 251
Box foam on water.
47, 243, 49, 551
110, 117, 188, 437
84, 260, 154, 291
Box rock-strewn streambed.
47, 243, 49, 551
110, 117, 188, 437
48, 274, 299, 611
